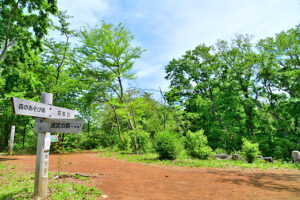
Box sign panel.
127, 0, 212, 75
34, 118, 85, 134
11, 97, 75, 119
50, 135, 59, 142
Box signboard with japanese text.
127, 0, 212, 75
34, 118, 84, 134
11, 97, 75, 119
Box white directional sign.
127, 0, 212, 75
34, 118, 85, 134
11, 93, 84, 199
11, 97, 75, 119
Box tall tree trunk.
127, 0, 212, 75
4, 121, 10, 149
239, 79, 254, 136
62, 133, 65, 144
208, 86, 228, 133
159, 87, 166, 131
266, 83, 287, 136
117, 76, 135, 131
130, 103, 138, 153
87, 118, 90, 134
0, 0, 20, 62
233, 107, 243, 136
23, 125, 26, 148
110, 104, 123, 143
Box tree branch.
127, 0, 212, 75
0, 0, 20, 62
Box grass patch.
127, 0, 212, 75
98, 148, 300, 170
0, 163, 101, 200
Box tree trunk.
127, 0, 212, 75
117, 76, 135, 131
208, 86, 228, 133
4, 121, 10, 149
159, 87, 166, 131
0, 0, 20, 62
110, 104, 123, 143
61, 133, 65, 147
239, 79, 254, 136
130, 101, 138, 153
87, 118, 90, 134
23, 125, 26, 148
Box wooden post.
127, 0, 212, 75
8, 125, 15, 155
34, 93, 53, 200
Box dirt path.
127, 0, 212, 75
1, 152, 300, 200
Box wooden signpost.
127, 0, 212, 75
8, 126, 15, 155
11, 93, 84, 200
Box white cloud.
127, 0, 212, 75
135, 62, 161, 79
58, 0, 114, 28
55, 0, 300, 92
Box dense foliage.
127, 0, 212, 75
165, 26, 300, 160
0, 2, 298, 162
185, 130, 213, 159
154, 131, 181, 160
241, 139, 261, 163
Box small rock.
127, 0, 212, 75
232, 154, 239, 160
215, 154, 230, 159
101, 194, 108, 199
262, 157, 273, 162
292, 151, 300, 162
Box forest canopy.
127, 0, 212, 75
0, 2, 299, 161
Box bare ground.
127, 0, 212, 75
1, 152, 300, 200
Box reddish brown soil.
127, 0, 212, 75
1, 152, 300, 200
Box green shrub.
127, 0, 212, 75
273, 137, 300, 161
78, 137, 99, 150
115, 132, 132, 151
241, 139, 261, 163
130, 130, 153, 153
78, 131, 105, 150
214, 148, 227, 155
154, 132, 181, 160
185, 130, 213, 160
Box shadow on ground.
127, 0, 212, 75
215, 170, 300, 194
0, 157, 17, 162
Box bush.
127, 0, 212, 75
214, 148, 227, 155
154, 132, 181, 160
273, 137, 300, 161
241, 139, 261, 163
114, 132, 132, 151
78, 131, 130, 151
78, 131, 106, 150
130, 130, 153, 153
185, 130, 213, 160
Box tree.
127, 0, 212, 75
257, 25, 300, 136
0, 0, 58, 62
165, 44, 231, 149
77, 21, 145, 142
165, 25, 299, 158
216, 35, 260, 137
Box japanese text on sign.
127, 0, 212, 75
18, 104, 46, 113
50, 123, 81, 129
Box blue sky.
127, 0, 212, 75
57, 0, 300, 92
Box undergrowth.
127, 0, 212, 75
98, 148, 300, 170
0, 163, 101, 200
